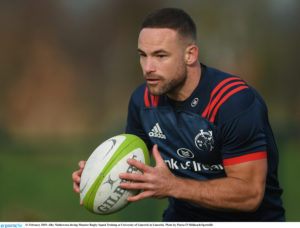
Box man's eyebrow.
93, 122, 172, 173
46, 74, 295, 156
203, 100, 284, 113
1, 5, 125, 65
137, 48, 145, 54
153, 49, 169, 55
137, 48, 169, 55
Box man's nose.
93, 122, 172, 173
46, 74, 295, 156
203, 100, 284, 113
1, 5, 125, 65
143, 59, 156, 74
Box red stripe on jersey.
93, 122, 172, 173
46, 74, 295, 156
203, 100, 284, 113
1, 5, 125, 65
223, 151, 267, 166
206, 81, 246, 118
144, 87, 150, 107
154, 95, 159, 107
209, 85, 248, 122
202, 77, 242, 118
144, 87, 159, 107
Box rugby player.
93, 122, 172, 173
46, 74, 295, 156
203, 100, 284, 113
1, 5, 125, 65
73, 8, 285, 221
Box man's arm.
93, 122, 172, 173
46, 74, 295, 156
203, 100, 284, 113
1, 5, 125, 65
171, 158, 267, 212
120, 145, 267, 212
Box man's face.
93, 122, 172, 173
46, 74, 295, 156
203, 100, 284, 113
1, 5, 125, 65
138, 28, 187, 96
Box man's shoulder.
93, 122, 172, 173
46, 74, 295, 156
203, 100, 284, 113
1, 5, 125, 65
202, 66, 263, 123
205, 65, 242, 88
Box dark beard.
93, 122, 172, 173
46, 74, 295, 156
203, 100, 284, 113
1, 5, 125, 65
147, 67, 187, 96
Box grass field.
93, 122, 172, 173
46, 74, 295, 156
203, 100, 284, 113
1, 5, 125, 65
0, 137, 299, 221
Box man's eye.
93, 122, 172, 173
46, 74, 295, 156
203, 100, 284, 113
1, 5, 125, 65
157, 55, 166, 58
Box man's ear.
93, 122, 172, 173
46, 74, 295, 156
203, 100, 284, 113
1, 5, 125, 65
184, 44, 199, 65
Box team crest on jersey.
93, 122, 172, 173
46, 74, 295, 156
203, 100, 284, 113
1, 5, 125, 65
194, 129, 214, 152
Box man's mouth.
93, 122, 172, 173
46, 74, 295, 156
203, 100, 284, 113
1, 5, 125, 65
146, 78, 160, 85
145, 76, 161, 85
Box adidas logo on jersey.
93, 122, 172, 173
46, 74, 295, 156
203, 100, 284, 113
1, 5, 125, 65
148, 123, 166, 139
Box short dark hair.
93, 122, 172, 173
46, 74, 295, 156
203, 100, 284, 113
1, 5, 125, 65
141, 8, 197, 42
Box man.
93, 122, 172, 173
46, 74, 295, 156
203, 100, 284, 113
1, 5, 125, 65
73, 8, 285, 221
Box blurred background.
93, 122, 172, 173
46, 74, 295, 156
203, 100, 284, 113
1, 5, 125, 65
0, 0, 299, 222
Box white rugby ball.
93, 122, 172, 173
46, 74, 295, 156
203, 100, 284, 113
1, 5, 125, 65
80, 134, 150, 214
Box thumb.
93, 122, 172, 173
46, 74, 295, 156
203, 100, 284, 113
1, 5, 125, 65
152, 144, 165, 166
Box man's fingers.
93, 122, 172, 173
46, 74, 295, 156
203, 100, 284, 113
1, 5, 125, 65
120, 181, 149, 190
126, 158, 151, 173
72, 162, 85, 195
73, 181, 80, 194
78, 161, 86, 169
72, 170, 82, 183
119, 172, 144, 182
73, 161, 86, 183
152, 144, 165, 164
127, 191, 154, 202
152, 144, 165, 166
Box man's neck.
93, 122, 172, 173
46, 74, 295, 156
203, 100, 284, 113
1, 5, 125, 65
167, 61, 201, 101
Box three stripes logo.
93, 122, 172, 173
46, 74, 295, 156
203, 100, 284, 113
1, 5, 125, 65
148, 123, 166, 139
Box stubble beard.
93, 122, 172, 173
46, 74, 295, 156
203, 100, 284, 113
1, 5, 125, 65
146, 66, 188, 97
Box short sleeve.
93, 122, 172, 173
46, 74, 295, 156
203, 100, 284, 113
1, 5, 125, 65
218, 93, 268, 166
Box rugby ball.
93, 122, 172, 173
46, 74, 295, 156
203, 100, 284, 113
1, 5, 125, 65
80, 134, 150, 214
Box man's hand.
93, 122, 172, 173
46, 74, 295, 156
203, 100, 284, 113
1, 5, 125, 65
119, 144, 267, 212
119, 144, 177, 201
72, 160, 86, 205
